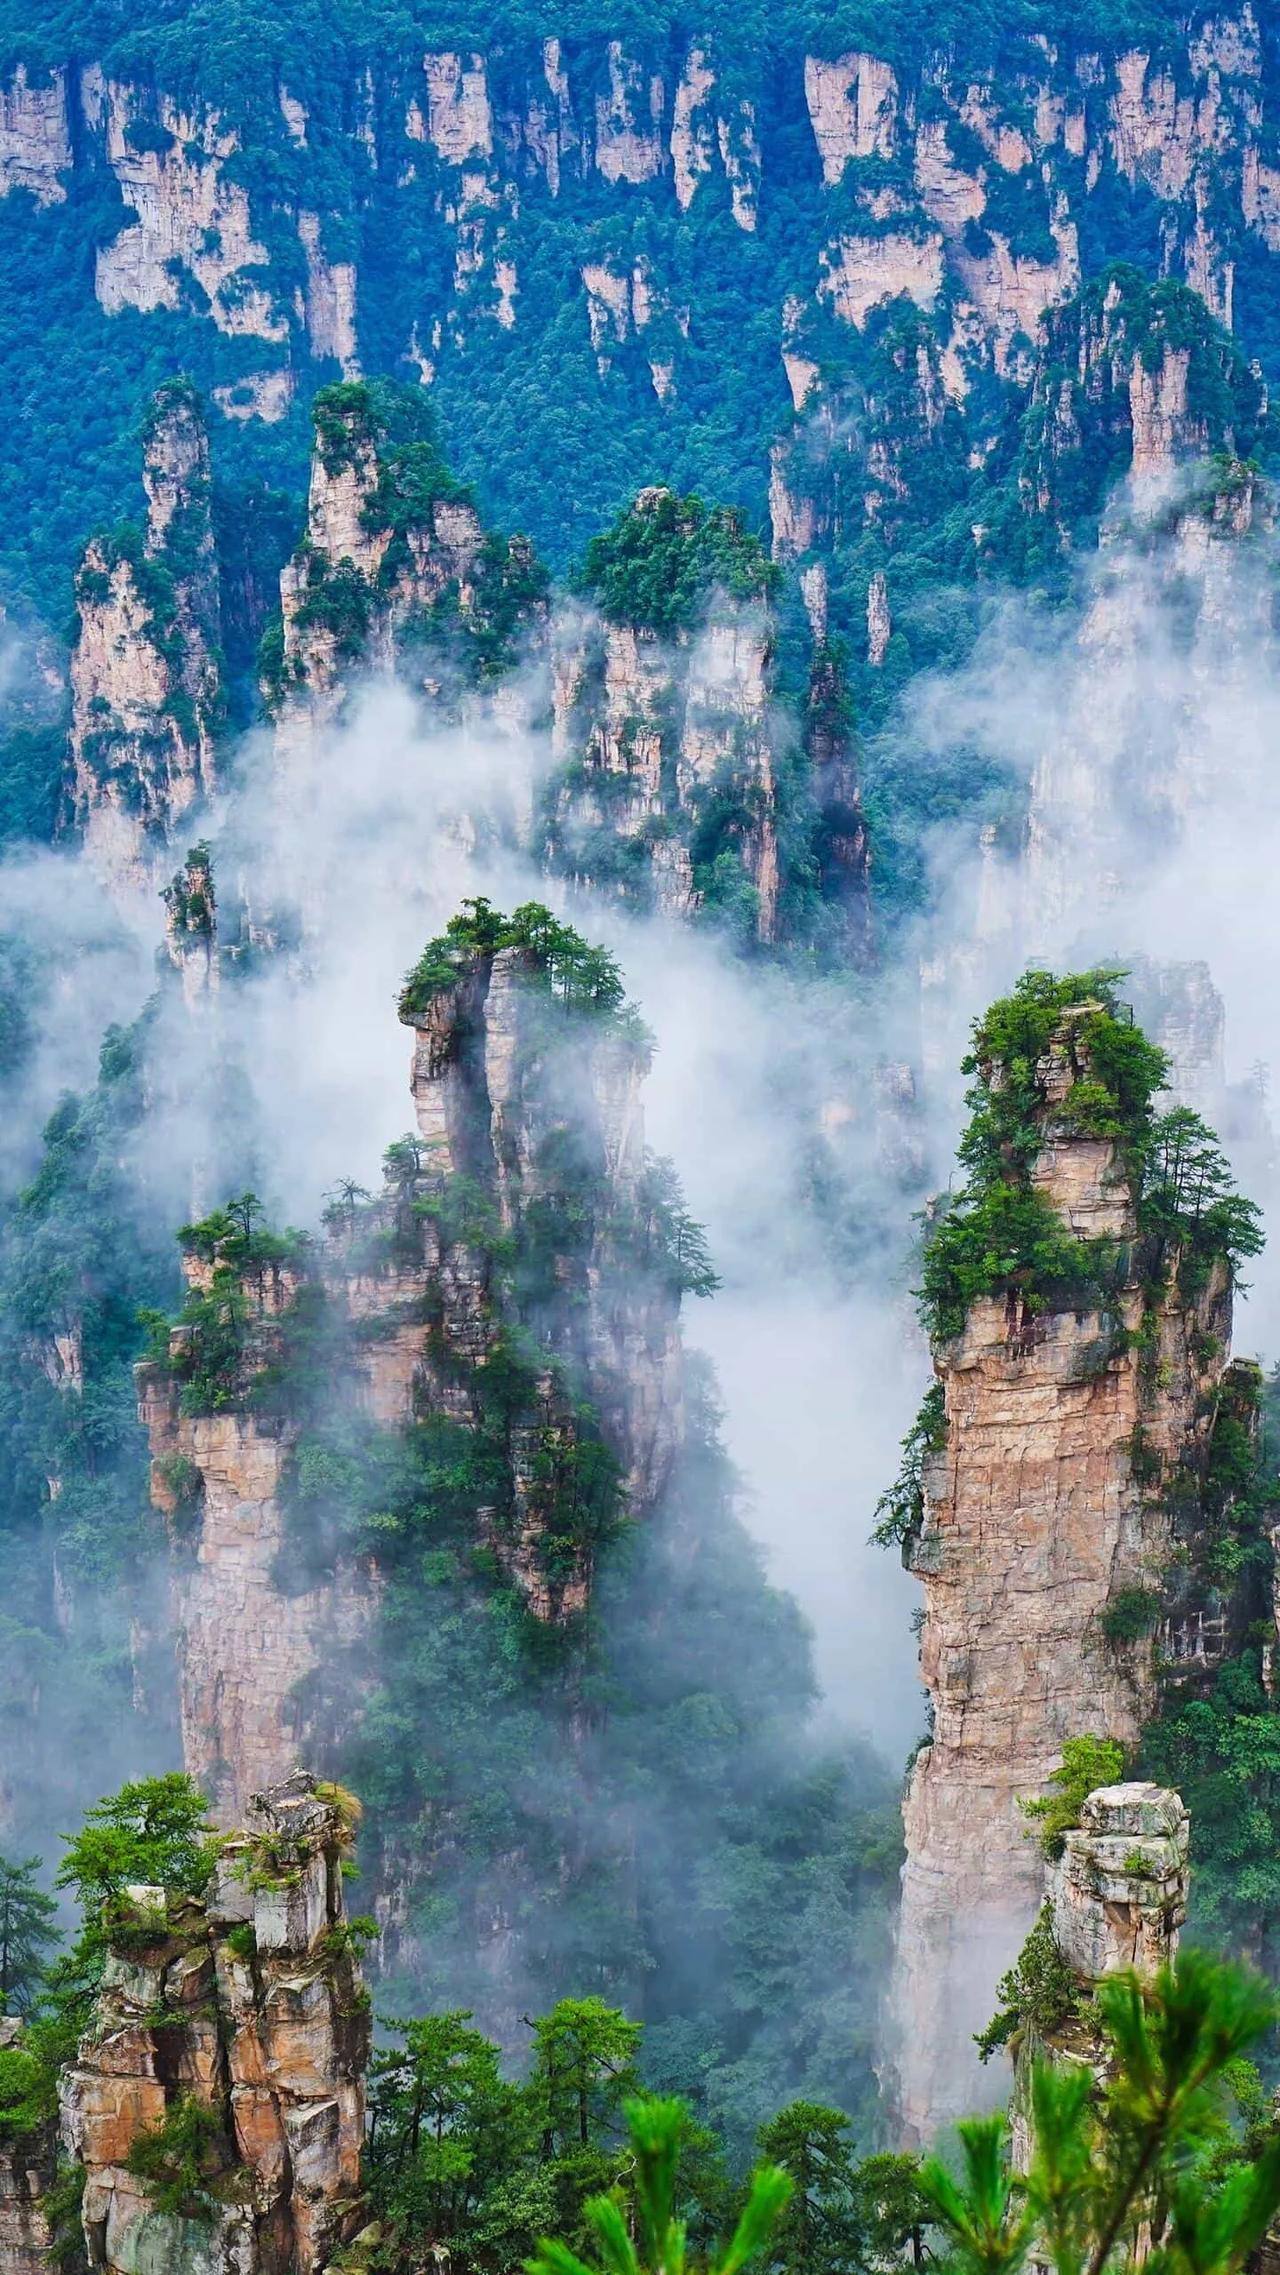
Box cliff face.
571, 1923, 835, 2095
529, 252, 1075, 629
548, 488, 783, 941
890, 1002, 1234, 2144
11, 21, 1275, 440
270, 384, 545, 767
59, 1772, 369, 2275
139, 912, 683, 1824
402, 934, 684, 1522
1007, 1782, 1188, 2171
137, 1376, 373, 1831
1018, 266, 1265, 526
0, 2022, 55, 2275
69, 379, 223, 896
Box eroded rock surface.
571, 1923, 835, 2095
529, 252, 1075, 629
139, 923, 682, 1823
60, 1772, 369, 2275
69, 379, 223, 897
891, 1012, 1231, 2143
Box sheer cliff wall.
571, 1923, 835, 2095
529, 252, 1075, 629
890, 1006, 1234, 2143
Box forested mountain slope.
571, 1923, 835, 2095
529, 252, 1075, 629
2, 3, 1278, 921
3, 0, 1280, 2232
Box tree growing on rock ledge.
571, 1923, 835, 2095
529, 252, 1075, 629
916, 967, 1260, 1345
885, 966, 1264, 2147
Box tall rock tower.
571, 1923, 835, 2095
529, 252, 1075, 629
888, 972, 1252, 2142
59, 1772, 369, 2275
69, 378, 223, 895
137, 901, 684, 1826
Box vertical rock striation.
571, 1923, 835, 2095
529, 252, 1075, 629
549, 487, 782, 939
139, 908, 684, 1822
889, 983, 1240, 2144
269, 381, 545, 770
69, 378, 223, 896
136, 1222, 374, 1830
1007, 1783, 1188, 2172
398, 926, 685, 1536
60, 1771, 370, 2275
1043, 1783, 1188, 1991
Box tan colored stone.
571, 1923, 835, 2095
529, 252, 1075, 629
89, 76, 285, 340
867, 571, 891, 666
1049, 1783, 1188, 1979
914, 120, 986, 233
297, 214, 359, 373
71, 383, 221, 899
804, 53, 897, 181
594, 42, 663, 184
0, 66, 71, 204
0, 2021, 56, 2275
422, 51, 493, 161
817, 230, 944, 330
550, 506, 781, 941
890, 1018, 1232, 2143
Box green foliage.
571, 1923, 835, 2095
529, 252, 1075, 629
917, 1183, 1111, 1347
1140, 1650, 1280, 1963
920, 1952, 1280, 2275
1140, 1109, 1265, 1288
1098, 1588, 1162, 1647
177, 1192, 304, 1274
754, 2102, 866, 2275
582, 492, 776, 637
289, 378, 546, 685
163, 843, 216, 939
43, 2160, 88, 2275
533, 1997, 642, 2158
0, 2040, 58, 2141
917, 969, 1152, 1340
0, 1006, 183, 1851
1135, 1366, 1280, 1961
366, 2004, 814, 2274
1021, 1737, 1126, 1861
312, 379, 384, 474
526, 2092, 791, 2275
849, 2152, 933, 2272
124, 2094, 239, 2222
623, 1157, 721, 1300
870, 1381, 945, 1549
301, 1353, 897, 2157
975, 1902, 1082, 2063
0, 1853, 58, 2015
398, 899, 629, 1024
369, 2008, 534, 2259
915, 971, 1257, 1343
158, 1193, 313, 1413
289, 543, 376, 660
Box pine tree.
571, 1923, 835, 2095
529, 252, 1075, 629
0, 1853, 57, 2015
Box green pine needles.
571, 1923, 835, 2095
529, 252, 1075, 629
398, 899, 632, 1027
1021, 1737, 1126, 1861
974, 1902, 1083, 2064
527, 2094, 791, 2275
871, 1381, 946, 1550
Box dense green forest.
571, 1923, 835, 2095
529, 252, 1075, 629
0, 0, 1245, 91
